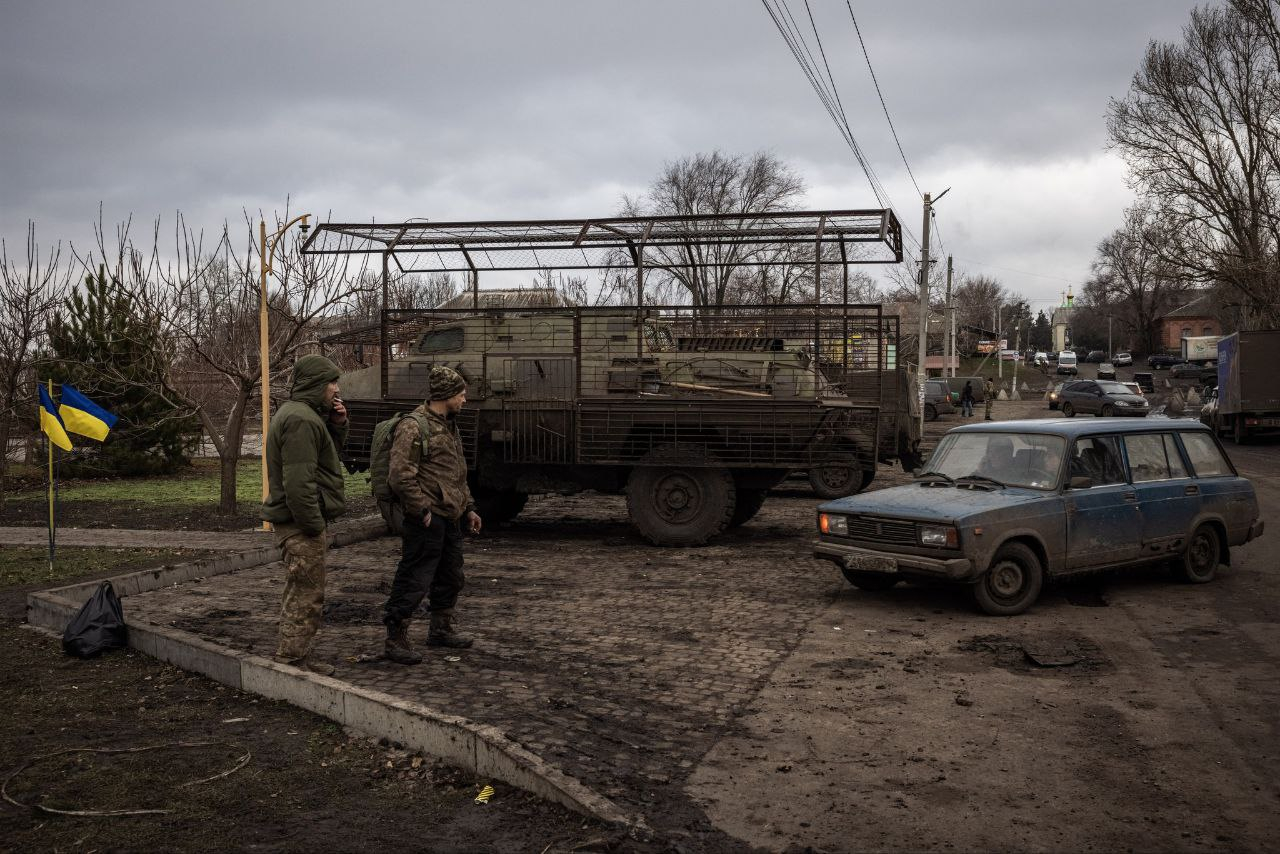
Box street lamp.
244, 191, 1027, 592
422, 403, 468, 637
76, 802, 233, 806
259, 214, 311, 531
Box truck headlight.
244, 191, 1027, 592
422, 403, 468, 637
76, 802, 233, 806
819, 513, 848, 536
918, 525, 958, 547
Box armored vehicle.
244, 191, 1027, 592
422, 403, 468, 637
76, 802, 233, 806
302, 209, 914, 545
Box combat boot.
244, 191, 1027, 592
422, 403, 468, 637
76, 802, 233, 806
426, 608, 474, 649
384, 620, 423, 665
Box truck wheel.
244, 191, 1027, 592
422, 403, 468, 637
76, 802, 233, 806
807, 465, 873, 499
626, 447, 735, 546
972, 542, 1043, 616
840, 569, 899, 591
924, 402, 938, 422
727, 488, 767, 528
475, 489, 528, 524
1232, 416, 1249, 445
1061, 402, 1075, 417
1178, 524, 1221, 584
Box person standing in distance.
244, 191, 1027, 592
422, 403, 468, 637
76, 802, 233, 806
984, 376, 996, 421
960, 381, 975, 418
262, 354, 348, 676
382, 365, 482, 665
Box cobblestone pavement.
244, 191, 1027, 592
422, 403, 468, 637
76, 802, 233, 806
123, 491, 835, 828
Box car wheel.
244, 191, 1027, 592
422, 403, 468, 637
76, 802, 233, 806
1100, 404, 1114, 417
924, 402, 938, 422
1178, 523, 1222, 584
841, 569, 900, 591
972, 542, 1044, 616
1061, 402, 1075, 417
1232, 416, 1249, 445
626, 446, 735, 546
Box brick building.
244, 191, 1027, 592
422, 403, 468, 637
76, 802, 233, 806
1159, 293, 1220, 351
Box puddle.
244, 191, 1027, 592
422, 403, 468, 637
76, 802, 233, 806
957, 633, 1112, 676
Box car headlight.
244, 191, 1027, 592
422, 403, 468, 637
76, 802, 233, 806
819, 513, 848, 536
1114, 400, 1130, 407
918, 525, 958, 547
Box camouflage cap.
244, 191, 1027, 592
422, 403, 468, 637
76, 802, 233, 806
428, 365, 467, 401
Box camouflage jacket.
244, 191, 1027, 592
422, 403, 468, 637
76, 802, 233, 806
388, 405, 475, 521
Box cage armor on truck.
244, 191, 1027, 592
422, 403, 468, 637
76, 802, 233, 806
332, 304, 911, 546
299, 209, 910, 546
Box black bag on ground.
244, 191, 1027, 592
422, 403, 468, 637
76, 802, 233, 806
61, 581, 128, 658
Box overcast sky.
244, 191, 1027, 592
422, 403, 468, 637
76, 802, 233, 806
2, 0, 1206, 312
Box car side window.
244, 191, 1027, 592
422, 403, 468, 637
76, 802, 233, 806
1124, 433, 1188, 482
1068, 436, 1125, 486
1180, 432, 1232, 477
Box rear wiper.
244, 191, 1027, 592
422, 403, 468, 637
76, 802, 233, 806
915, 470, 954, 484
957, 474, 1005, 488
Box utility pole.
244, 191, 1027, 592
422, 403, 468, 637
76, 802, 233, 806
997, 303, 1004, 381
944, 255, 955, 378
915, 193, 932, 437
1108, 314, 1113, 359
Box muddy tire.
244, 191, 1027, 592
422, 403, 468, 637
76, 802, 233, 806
727, 488, 767, 528
924, 402, 938, 422
973, 542, 1043, 616
1062, 401, 1075, 417
475, 490, 528, 524
808, 465, 873, 499
1100, 404, 1114, 418
840, 569, 900, 591
626, 447, 735, 546
1179, 523, 1221, 584
1232, 416, 1249, 445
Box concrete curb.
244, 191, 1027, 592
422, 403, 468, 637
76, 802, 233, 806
24, 516, 642, 832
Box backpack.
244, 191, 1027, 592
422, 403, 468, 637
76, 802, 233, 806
369, 411, 433, 504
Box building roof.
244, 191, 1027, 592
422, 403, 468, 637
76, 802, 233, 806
1163, 292, 1216, 319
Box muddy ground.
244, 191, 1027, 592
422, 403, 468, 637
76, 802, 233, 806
3, 393, 1279, 852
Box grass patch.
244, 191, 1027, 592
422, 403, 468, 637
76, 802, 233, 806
0, 546, 215, 589
9, 459, 369, 505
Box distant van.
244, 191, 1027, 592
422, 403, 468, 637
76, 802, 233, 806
1056, 351, 1078, 375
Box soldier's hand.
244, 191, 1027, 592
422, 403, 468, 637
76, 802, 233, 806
422, 510, 433, 527
465, 510, 482, 535
329, 396, 348, 425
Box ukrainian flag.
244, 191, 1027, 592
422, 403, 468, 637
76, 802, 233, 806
38, 385, 73, 451
58, 385, 118, 442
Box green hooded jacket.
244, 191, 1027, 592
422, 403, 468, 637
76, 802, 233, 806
261, 355, 349, 535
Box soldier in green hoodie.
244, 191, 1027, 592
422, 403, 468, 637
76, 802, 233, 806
262, 355, 348, 676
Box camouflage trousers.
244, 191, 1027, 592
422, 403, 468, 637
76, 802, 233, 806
275, 524, 329, 661
984, 396, 994, 419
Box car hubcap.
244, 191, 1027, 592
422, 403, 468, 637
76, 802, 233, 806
989, 561, 1024, 600
1190, 534, 1213, 574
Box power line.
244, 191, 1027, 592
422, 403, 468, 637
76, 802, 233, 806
844, 1, 922, 200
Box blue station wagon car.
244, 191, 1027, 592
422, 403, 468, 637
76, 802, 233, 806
813, 420, 1264, 615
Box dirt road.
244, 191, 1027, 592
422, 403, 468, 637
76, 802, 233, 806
689, 415, 1280, 850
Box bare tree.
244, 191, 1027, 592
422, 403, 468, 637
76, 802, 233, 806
1107, 1, 1280, 326
0, 223, 73, 508
1084, 203, 1191, 354
77, 208, 375, 514
622, 151, 806, 307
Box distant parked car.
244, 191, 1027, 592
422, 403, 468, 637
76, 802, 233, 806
1059, 379, 1150, 418
924, 378, 956, 422
1122, 381, 1144, 398
1172, 361, 1217, 382
1113, 352, 1133, 367
1086, 350, 1107, 363
1033, 351, 1050, 367
1148, 353, 1180, 369
813, 420, 1264, 615
1047, 352, 1059, 363
1133, 371, 1155, 393
1097, 362, 1117, 381
1047, 381, 1066, 410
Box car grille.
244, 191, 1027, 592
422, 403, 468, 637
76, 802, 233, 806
846, 516, 917, 545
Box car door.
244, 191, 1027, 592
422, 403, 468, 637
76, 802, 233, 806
1068, 381, 1100, 414
1122, 432, 1200, 558
1177, 431, 1253, 538
1063, 435, 1142, 569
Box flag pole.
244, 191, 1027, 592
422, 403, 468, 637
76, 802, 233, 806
46, 379, 56, 573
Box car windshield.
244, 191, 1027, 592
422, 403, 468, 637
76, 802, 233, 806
924, 432, 1065, 490
1098, 381, 1131, 394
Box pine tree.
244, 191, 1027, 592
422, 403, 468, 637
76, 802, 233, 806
47, 265, 197, 476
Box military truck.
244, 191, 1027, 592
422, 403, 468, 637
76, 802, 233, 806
301, 209, 911, 545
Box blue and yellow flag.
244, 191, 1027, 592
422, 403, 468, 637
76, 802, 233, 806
58, 385, 118, 442
38, 385, 73, 451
